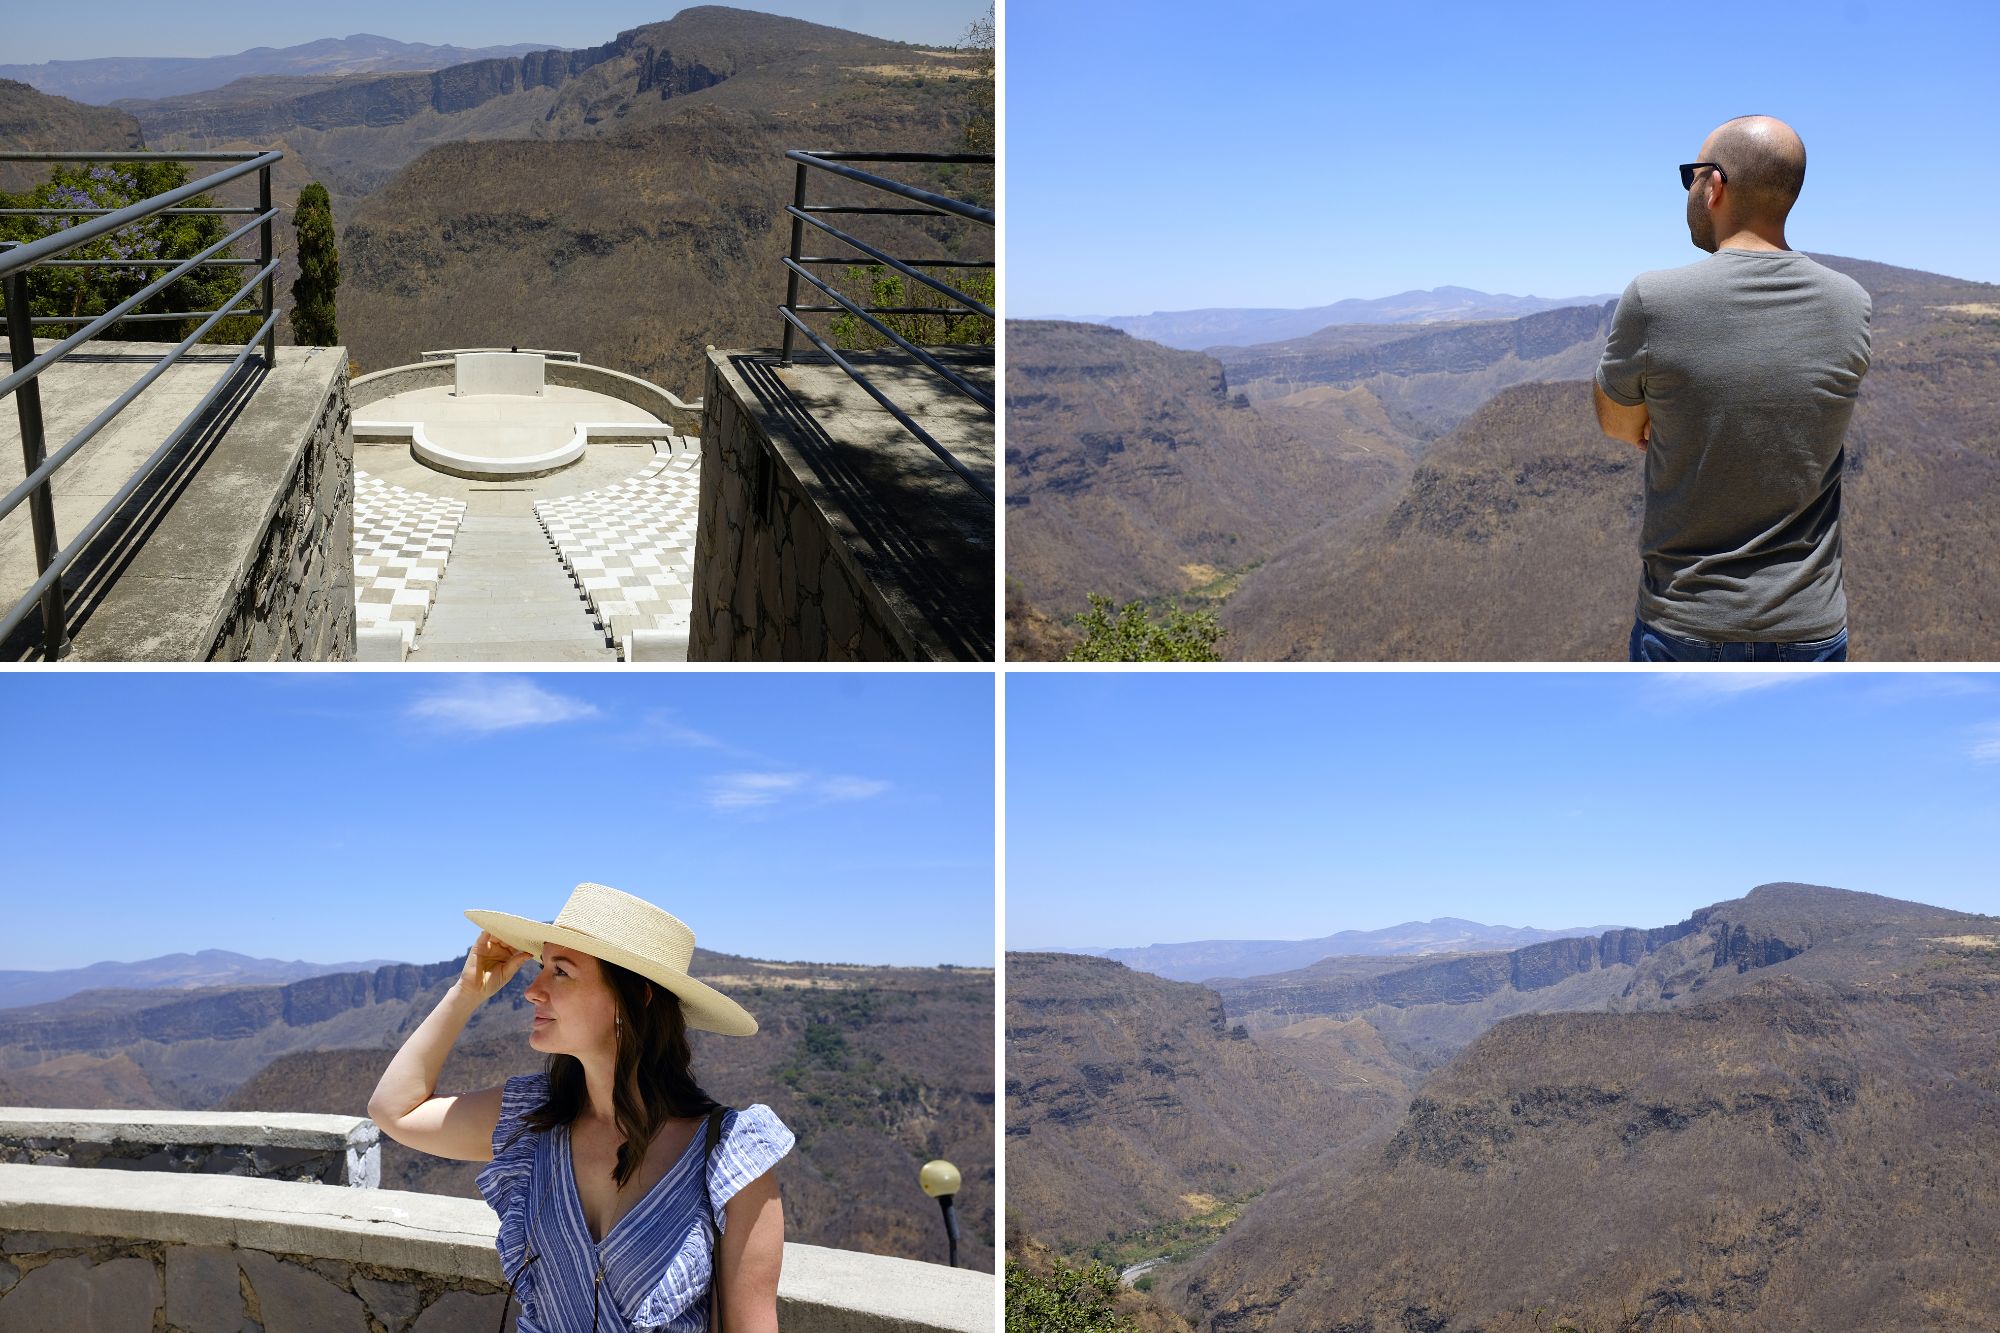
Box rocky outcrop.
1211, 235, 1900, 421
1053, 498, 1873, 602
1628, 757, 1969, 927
0, 961, 461, 1049
1218, 301, 1617, 387
0, 79, 145, 192
1215, 896, 1879, 1022
127, 42, 631, 141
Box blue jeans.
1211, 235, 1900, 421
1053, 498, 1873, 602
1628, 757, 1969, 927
1628, 618, 1848, 662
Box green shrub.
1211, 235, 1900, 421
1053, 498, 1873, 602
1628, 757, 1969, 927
0, 160, 263, 346
1004, 1256, 1132, 1333
289, 181, 339, 346
1062, 594, 1225, 663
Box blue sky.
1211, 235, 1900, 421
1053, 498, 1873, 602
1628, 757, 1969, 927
1007, 672, 2000, 949
0, 673, 994, 970
1010, 0, 2000, 316
7, 2, 988, 64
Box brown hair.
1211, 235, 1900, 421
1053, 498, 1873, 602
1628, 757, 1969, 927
522, 958, 722, 1188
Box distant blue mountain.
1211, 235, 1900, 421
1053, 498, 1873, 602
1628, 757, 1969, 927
0, 34, 560, 106
1031, 917, 1630, 983
0, 950, 407, 1010
1050, 286, 1618, 352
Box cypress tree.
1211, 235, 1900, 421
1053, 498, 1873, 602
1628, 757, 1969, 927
289, 182, 340, 346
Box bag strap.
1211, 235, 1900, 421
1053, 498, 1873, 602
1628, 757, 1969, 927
703, 1106, 730, 1333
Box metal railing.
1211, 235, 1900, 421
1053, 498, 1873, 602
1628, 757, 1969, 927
0, 150, 281, 659
779, 150, 993, 498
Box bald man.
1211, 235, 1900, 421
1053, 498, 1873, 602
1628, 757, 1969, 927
1595, 115, 1872, 662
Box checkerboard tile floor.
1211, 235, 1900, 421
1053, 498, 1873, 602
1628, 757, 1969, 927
534, 449, 701, 658
352, 469, 468, 651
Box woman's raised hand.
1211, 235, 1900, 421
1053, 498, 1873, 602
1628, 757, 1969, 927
461, 931, 533, 1002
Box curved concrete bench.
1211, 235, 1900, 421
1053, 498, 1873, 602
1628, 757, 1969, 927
353, 357, 703, 435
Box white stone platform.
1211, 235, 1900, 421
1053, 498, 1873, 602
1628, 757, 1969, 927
355, 382, 668, 480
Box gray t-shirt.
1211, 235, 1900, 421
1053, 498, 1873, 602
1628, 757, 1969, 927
1597, 249, 1872, 641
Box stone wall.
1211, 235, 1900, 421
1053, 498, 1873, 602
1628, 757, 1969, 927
0, 1165, 994, 1333
0, 1140, 350, 1184
0, 1230, 513, 1333
691, 353, 914, 660
207, 368, 354, 661
0, 1109, 379, 1188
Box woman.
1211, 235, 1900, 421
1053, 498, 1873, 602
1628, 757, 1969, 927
368, 882, 792, 1333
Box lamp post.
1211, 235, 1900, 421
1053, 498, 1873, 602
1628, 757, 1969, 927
920, 1158, 961, 1267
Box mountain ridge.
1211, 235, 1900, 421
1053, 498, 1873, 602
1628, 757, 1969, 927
1049, 286, 1619, 351
1, 34, 562, 106
1029, 916, 1631, 982
1007, 254, 2000, 660
1007, 881, 1994, 1292
1161, 883, 2000, 1331
0, 949, 408, 1010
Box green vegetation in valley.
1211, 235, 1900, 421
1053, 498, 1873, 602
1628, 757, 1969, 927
1062, 594, 1224, 663
0, 160, 263, 346
1087, 1190, 1262, 1269
1182, 557, 1265, 604
1005, 1256, 1134, 1333
289, 181, 339, 346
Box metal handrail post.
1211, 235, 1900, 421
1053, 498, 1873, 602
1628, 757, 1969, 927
2, 253, 68, 659
781, 161, 808, 363
259, 163, 276, 366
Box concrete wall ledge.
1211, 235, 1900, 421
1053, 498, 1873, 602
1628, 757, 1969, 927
0, 1108, 373, 1151
0, 1165, 994, 1333
0, 341, 355, 662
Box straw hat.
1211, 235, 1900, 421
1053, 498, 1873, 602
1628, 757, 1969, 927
465, 883, 756, 1036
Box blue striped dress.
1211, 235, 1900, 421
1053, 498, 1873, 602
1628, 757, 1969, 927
476, 1073, 795, 1333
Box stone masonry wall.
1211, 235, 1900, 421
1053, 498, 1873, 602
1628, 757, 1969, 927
0, 1139, 349, 1185
207, 370, 354, 661
0, 1232, 514, 1333
690, 357, 911, 660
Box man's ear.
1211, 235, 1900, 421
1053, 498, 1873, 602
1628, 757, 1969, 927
1706, 172, 1727, 210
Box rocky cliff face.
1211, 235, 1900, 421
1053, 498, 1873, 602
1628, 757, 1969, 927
126, 42, 630, 141
0, 79, 145, 192
1217, 914, 1705, 1020
1005, 319, 1414, 650
1216, 300, 1616, 388
0, 960, 462, 1048
1007, 952, 1405, 1255
1164, 905, 2000, 1333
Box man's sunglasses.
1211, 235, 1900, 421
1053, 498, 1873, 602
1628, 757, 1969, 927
1679, 161, 1728, 190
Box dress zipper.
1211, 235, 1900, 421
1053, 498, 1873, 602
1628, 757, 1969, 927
592, 1257, 604, 1333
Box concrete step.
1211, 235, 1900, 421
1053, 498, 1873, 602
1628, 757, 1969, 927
409, 513, 613, 663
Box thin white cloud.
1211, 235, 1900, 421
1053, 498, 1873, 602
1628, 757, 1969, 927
1646, 672, 1828, 702
706, 771, 892, 812
641, 710, 731, 751
821, 775, 892, 801
406, 677, 599, 734
709, 772, 809, 810
1970, 724, 2000, 764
